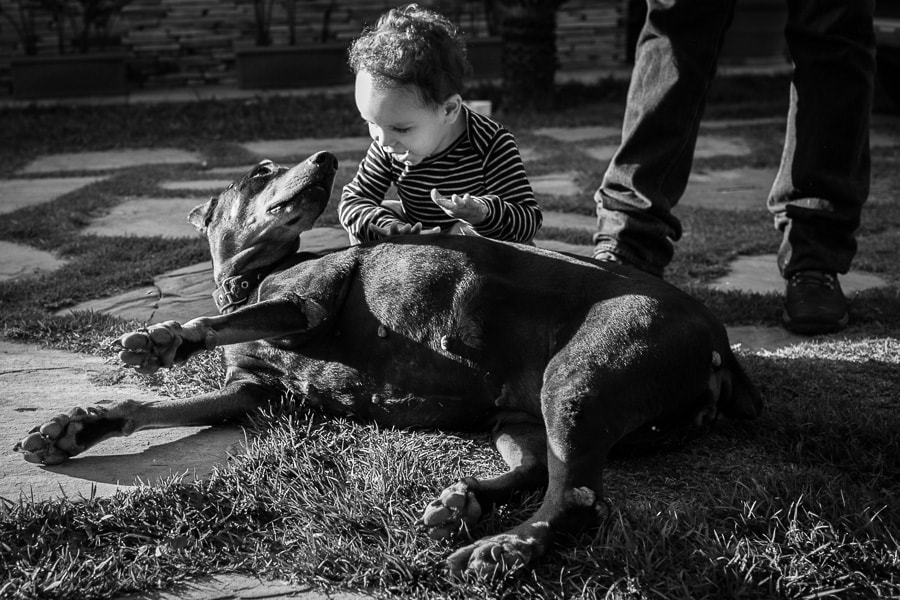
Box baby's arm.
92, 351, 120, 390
338, 145, 411, 242
447, 129, 541, 243
370, 221, 441, 237
430, 189, 489, 225
340, 145, 443, 241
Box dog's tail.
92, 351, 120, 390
718, 346, 763, 419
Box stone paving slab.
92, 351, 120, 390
62, 228, 351, 325
299, 227, 351, 254
160, 179, 232, 192
679, 167, 775, 211
871, 116, 900, 149
700, 116, 784, 129
584, 135, 752, 163
0, 241, 67, 281
518, 146, 546, 164
20, 149, 205, 175
0, 340, 243, 503
0, 176, 107, 213
156, 162, 885, 214
531, 172, 581, 197
530, 167, 778, 209
84, 198, 204, 238
206, 165, 256, 176
872, 129, 900, 149
682, 163, 895, 210
532, 117, 789, 144
534, 238, 593, 257
114, 575, 370, 600
241, 138, 371, 160
541, 210, 595, 231
709, 254, 888, 295
58, 261, 216, 324
726, 325, 805, 353
533, 125, 622, 142
533, 242, 887, 302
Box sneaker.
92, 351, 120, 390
592, 249, 630, 266
782, 270, 849, 334
592, 247, 663, 277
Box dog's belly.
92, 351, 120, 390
291, 361, 501, 430
228, 341, 505, 430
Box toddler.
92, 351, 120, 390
339, 3, 541, 244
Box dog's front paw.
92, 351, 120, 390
446, 533, 540, 579
14, 406, 121, 465
421, 479, 483, 539
118, 320, 209, 374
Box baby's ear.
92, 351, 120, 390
443, 94, 463, 120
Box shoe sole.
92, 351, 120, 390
781, 310, 849, 335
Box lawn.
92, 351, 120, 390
1, 75, 899, 599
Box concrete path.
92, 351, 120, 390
113, 574, 369, 600
20, 149, 204, 174
1, 107, 895, 599
0, 340, 243, 503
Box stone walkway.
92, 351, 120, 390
1, 109, 896, 599
112, 575, 369, 600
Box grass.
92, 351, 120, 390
1, 74, 900, 599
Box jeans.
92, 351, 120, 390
594, 0, 876, 278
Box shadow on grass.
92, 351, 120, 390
1, 345, 897, 599
40, 425, 245, 487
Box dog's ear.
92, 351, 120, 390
188, 197, 217, 235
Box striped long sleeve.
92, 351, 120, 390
339, 106, 542, 243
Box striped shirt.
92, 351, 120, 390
339, 106, 542, 243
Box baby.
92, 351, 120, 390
338, 3, 542, 244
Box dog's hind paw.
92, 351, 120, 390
446, 533, 538, 579
421, 479, 482, 539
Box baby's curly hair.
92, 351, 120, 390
348, 4, 471, 108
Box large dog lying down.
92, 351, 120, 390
16, 151, 761, 577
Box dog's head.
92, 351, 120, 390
189, 152, 338, 274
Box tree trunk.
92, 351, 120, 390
492, 0, 564, 112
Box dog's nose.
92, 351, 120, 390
310, 151, 338, 171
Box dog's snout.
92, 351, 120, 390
310, 151, 338, 171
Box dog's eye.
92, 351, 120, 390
252, 161, 275, 178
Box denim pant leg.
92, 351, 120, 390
769, 0, 875, 278
594, 0, 736, 275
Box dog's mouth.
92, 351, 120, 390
267, 183, 331, 226
267, 183, 329, 214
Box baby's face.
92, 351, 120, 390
355, 70, 459, 166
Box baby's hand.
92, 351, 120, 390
431, 189, 488, 225
370, 220, 441, 239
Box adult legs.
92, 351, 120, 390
769, 0, 875, 278
772, 0, 875, 333
594, 0, 737, 276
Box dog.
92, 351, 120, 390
16, 151, 761, 577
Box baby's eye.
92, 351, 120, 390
392, 127, 410, 134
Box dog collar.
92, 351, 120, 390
212, 238, 303, 313
212, 267, 270, 313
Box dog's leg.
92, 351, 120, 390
118, 295, 329, 374
15, 381, 274, 465
421, 420, 548, 539
444, 340, 647, 578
